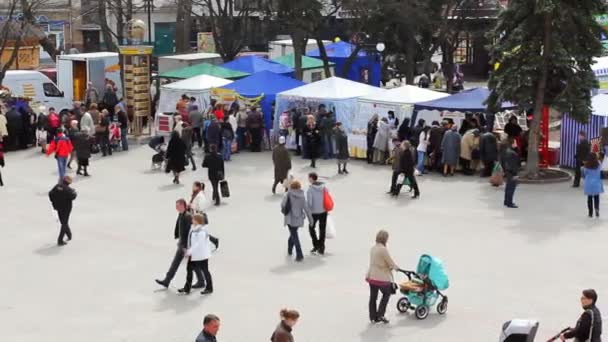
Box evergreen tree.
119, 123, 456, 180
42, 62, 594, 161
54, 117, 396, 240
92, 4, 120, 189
487, 0, 606, 177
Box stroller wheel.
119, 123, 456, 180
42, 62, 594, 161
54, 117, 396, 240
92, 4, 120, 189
437, 299, 448, 315
396, 297, 410, 313
415, 305, 429, 320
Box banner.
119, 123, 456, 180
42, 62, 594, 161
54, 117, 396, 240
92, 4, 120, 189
197, 32, 216, 53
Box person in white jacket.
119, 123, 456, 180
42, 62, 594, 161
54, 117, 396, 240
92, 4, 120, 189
179, 214, 214, 295
416, 126, 430, 175
80, 111, 95, 138
189, 181, 209, 214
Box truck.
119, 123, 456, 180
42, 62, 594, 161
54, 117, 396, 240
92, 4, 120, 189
56, 52, 122, 104
158, 52, 223, 74
1, 70, 72, 114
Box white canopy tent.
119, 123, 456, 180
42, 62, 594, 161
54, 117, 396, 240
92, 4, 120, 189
158, 74, 232, 114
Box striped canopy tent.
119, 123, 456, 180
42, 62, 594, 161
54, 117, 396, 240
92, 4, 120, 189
560, 94, 608, 168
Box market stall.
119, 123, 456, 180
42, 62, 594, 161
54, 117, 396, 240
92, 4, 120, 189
271, 54, 335, 83
218, 71, 305, 128
560, 93, 608, 169
156, 74, 232, 135
274, 76, 384, 154
220, 56, 294, 77
307, 41, 382, 87
158, 62, 249, 80
412, 87, 515, 127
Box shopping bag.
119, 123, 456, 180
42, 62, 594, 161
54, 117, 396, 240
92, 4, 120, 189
323, 188, 334, 212
220, 180, 230, 198
397, 173, 405, 184
489, 162, 504, 187
326, 216, 336, 239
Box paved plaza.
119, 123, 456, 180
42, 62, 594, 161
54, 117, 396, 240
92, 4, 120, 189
1, 145, 606, 342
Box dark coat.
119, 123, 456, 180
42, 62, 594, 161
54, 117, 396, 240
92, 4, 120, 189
367, 121, 378, 148
272, 144, 291, 181
206, 121, 222, 147
319, 113, 335, 134
271, 321, 294, 342
73, 131, 91, 160
504, 122, 522, 138
501, 147, 520, 178
576, 139, 591, 163
304, 125, 321, 159
441, 130, 461, 166
397, 118, 411, 142
174, 211, 192, 249
479, 132, 498, 162
221, 122, 234, 140
399, 147, 415, 176
246, 111, 263, 129
102, 90, 119, 109
429, 126, 445, 152
334, 129, 349, 160
49, 183, 77, 213
165, 135, 186, 173
202, 152, 225, 181
563, 305, 602, 342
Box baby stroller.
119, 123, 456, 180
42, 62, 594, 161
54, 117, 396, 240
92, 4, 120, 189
499, 319, 540, 342
148, 135, 166, 170
109, 123, 122, 151
396, 254, 449, 319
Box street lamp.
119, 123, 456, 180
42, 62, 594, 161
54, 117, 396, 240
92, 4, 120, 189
376, 42, 385, 53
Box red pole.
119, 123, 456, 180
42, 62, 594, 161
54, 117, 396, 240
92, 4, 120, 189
539, 105, 550, 168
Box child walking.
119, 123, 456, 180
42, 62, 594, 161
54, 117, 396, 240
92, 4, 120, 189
582, 154, 604, 218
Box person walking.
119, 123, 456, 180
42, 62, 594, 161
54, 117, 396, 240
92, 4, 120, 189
73, 127, 92, 176
304, 115, 321, 168
155, 199, 205, 289
116, 106, 129, 151
202, 144, 225, 206
190, 106, 204, 149
416, 125, 430, 175
272, 136, 292, 194
195, 314, 221, 342
235, 109, 248, 151
582, 153, 604, 218
559, 289, 602, 341
166, 131, 187, 184
181, 123, 196, 171
366, 114, 379, 164
441, 125, 461, 176
281, 180, 312, 262
373, 117, 391, 164
220, 116, 234, 161
306, 172, 328, 255
96, 109, 112, 156
189, 181, 209, 214
46, 127, 73, 182
246, 107, 264, 152
334, 122, 349, 175
178, 214, 214, 295
66, 120, 79, 169
48, 176, 77, 246
479, 131, 498, 177
397, 140, 420, 199
206, 115, 222, 152
388, 139, 404, 196
573, 131, 591, 188
428, 121, 445, 172
271, 309, 300, 342
366, 230, 400, 324
501, 139, 520, 208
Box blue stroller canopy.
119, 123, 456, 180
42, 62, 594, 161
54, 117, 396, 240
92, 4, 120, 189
417, 254, 449, 291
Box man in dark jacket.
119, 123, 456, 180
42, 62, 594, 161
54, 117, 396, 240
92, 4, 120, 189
319, 111, 335, 159
156, 199, 204, 289
397, 141, 420, 198
573, 131, 591, 188
196, 314, 220, 342
501, 140, 520, 208
203, 144, 225, 206
561, 289, 602, 342
428, 121, 446, 172
49, 176, 77, 246
272, 136, 291, 194
102, 84, 119, 115
411, 119, 426, 147
479, 131, 499, 177
206, 116, 222, 151
246, 107, 264, 152
5, 106, 22, 150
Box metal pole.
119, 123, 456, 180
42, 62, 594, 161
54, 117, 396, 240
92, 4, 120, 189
147, 0, 152, 44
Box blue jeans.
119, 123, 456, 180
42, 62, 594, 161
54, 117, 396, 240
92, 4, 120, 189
504, 177, 518, 205
236, 127, 247, 151
287, 225, 303, 259
322, 133, 334, 159
222, 138, 232, 161
121, 128, 128, 151
56, 157, 67, 181
416, 151, 426, 173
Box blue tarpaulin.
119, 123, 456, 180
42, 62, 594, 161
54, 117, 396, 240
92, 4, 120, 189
307, 41, 382, 87
414, 88, 515, 112
220, 56, 294, 77
220, 71, 305, 128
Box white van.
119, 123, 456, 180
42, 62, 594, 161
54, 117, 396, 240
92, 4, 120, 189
2, 70, 72, 114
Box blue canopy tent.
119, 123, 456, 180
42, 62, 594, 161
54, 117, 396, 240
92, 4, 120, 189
307, 41, 382, 87
220, 56, 294, 77
220, 71, 305, 128
412, 88, 516, 127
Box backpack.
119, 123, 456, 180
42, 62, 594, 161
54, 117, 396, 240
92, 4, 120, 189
281, 194, 291, 216
49, 113, 60, 128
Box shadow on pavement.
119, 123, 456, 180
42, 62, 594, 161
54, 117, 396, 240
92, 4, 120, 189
269, 256, 325, 274
154, 291, 205, 315
34, 244, 64, 256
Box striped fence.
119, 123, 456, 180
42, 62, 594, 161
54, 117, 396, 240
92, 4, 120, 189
560, 114, 607, 168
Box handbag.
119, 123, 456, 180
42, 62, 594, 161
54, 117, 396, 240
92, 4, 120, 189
489, 162, 504, 187
281, 194, 291, 215
326, 216, 336, 239
209, 234, 219, 250
220, 180, 230, 198
323, 188, 334, 212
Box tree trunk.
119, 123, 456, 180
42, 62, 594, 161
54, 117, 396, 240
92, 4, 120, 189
20, 0, 58, 61
443, 43, 455, 93
525, 13, 552, 178
404, 38, 416, 85
175, 0, 193, 53
0, 25, 23, 84
291, 32, 306, 81
341, 45, 363, 79
99, 0, 116, 51
316, 38, 332, 78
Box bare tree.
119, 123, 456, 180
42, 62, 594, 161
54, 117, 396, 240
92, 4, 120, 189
175, 0, 193, 53
191, 0, 253, 62
19, 0, 58, 61
98, 0, 138, 51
